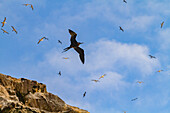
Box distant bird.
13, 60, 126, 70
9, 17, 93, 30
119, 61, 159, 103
23, 4, 33, 10
149, 55, 156, 59
91, 80, 100, 83
1, 17, 6, 27
119, 26, 124, 32
157, 70, 163, 72
83, 91, 86, 97
1, 28, 9, 34
99, 74, 106, 79
63, 57, 69, 59
161, 21, 164, 28
58, 40, 62, 44
123, 111, 127, 113
123, 0, 127, 3
131, 98, 138, 101
23, 4, 31, 6
63, 29, 85, 64
11, 26, 18, 34
58, 71, 61, 76
37, 37, 48, 44
136, 81, 144, 84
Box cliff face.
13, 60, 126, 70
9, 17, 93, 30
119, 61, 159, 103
0, 73, 89, 113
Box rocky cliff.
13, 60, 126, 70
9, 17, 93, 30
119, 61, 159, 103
0, 73, 89, 113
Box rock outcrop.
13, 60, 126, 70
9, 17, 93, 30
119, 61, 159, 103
0, 73, 89, 113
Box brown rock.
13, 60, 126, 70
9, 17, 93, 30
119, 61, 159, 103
0, 73, 89, 113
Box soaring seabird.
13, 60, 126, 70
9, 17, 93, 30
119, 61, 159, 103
63, 29, 85, 64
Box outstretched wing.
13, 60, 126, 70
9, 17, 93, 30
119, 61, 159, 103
68, 29, 78, 44
4, 17, 6, 22
74, 47, 85, 64
31, 5, 34, 10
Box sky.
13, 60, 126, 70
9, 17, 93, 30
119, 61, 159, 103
0, 0, 170, 113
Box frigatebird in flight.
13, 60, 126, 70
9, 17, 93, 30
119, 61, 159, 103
63, 29, 85, 64
83, 91, 86, 97
119, 26, 124, 32
149, 55, 156, 59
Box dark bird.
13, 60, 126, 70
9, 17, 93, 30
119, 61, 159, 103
157, 70, 163, 73
149, 55, 156, 59
161, 21, 164, 28
91, 80, 100, 83
131, 98, 138, 101
11, 26, 18, 34
63, 29, 85, 64
123, 0, 127, 3
83, 91, 86, 97
1, 28, 9, 34
58, 71, 61, 76
58, 40, 62, 44
37, 37, 48, 44
1, 17, 6, 27
119, 26, 124, 32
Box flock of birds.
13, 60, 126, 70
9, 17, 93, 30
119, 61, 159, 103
0, 1, 167, 113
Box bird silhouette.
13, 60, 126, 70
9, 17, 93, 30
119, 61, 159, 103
63, 29, 85, 64
119, 26, 124, 32
157, 70, 163, 72
1, 28, 9, 34
131, 98, 138, 101
58, 40, 62, 44
99, 74, 106, 79
149, 55, 156, 59
161, 21, 164, 28
136, 81, 144, 84
91, 80, 100, 82
58, 71, 61, 76
37, 37, 48, 44
11, 26, 18, 34
1, 17, 6, 27
123, 0, 127, 3
83, 91, 86, 97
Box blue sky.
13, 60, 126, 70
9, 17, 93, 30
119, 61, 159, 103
0, 0, 170, 113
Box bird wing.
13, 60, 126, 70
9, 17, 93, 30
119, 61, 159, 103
69, 29, 77, 37
161, 22, 164, 28
4, 17, 6, 22
11, 26, 14, 29
2, 23, 4, 27
31, 5, 34, 10
69, 29, 78, 44
37, 39, 42, 44
74, 47, 85, 64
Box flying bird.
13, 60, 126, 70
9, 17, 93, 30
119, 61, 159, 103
63, 57, 69, 59
83, 91, 86, 98
123, 111, 127, 113
58, 71, 61, 76
123, 0, 127, 3
23, 4, 33, 10
11, 26, 18, 34
99, 74, 106, 79
91, 80, 100, 83
119, 26, 124, 32
1, 17, 6, 27
161, 21, 164, 28
136, 81, 144, 84
37, 37, 48, 44
1, 28, 9, 34
157, 70, 163, 72
63, 29, 85, 64
131, 98, 138, 101
58, 40, 62, 44
149, 55, 156, 59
